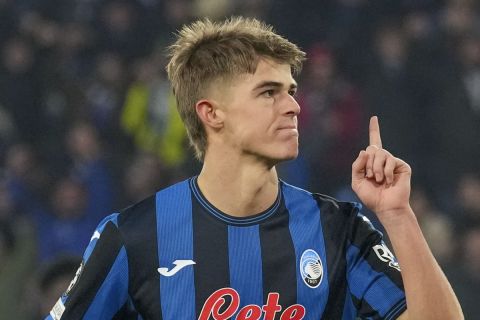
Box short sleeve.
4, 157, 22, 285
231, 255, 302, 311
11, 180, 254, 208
45, 213, 137, 320
346, 212, 407, 319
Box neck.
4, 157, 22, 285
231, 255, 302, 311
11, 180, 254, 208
197, 150, 280, 217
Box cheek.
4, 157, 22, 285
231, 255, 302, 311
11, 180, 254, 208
232, 125, 270, 151
232, 115, 269, 135
238, 125, 264, 146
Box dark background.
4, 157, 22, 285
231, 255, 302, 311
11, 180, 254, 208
0, 0, 478, 318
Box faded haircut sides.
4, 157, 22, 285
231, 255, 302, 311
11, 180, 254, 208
166, 16, 306, 160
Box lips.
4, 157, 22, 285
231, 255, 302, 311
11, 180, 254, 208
276, 126, 299, 136
276, 123, 297, 130
277, 126, 297, 130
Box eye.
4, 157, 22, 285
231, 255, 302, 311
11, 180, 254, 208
288, 89, 297, 97
262, 89, 275, 98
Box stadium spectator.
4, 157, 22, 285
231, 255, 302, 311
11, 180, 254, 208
410, 186, 455, 265
122, 152, 169, 204
31, 255, 83, 319
66, 121, 114, 215
7, 173, 97, 261
4, 133, 113, 261
0, 179, 36, 319
363, 22, 420, 166
0, 36, 46, 143
4, 143, 52, 203
85, 52, 127, 142
121, 51, 188, 168
447, 226, 480, 319
427, 31, 480, 198
0, 0, 16, 43
453, 172, 480, 232
94, 0, 154, 60
296, 44, 365, 193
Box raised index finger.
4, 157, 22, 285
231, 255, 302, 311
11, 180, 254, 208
369, 116, 383, 148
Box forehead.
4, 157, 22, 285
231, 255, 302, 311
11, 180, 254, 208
206, 58, 295, 101
246, 58, 295, 84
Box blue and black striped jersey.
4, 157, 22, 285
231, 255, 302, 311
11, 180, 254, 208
46, 177, 406, 320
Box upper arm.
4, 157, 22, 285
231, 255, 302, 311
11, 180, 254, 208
46, 215, 132, 319
346, 213, 407, 319
397, 310, 409, 320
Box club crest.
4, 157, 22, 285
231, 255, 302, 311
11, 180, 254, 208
300, 249, 323, 288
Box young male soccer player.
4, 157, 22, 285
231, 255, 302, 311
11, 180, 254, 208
46, 17, 463, 319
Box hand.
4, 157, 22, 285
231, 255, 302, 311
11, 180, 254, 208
351, 116, 412, 221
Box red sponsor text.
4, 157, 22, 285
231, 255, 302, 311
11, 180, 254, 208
199, 287, 305, 320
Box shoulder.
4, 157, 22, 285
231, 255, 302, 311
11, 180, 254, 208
117, 194, 157, 228
281, 181, 361, 220
313, 192, 361, 216
116, 178, 192, 233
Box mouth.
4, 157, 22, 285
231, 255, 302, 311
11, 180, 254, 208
278, 124, 297, 130
277, 126, 299, 136
277, 124, 297, 130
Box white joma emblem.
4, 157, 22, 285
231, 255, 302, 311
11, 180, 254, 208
158, 260, 196, 276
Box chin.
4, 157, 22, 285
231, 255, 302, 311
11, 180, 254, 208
269, 147, 299, 164
248, 140, 299, 164
282, 152, 299, 162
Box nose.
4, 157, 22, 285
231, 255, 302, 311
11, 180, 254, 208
283, 93, 301, 117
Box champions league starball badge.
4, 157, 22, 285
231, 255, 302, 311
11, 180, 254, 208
300, 249, 323, 288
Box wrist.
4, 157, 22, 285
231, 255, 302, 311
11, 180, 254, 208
376, 205, 417, 230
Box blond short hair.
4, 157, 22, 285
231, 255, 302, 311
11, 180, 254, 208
166, 17, 306, 160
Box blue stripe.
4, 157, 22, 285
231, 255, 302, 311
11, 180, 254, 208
156, 181, 195, 319
346, 245, 406, 317
83, 247, 129, 318
228, 225, 263, 308
384, 298, 407, 320
282, 182, 329, 317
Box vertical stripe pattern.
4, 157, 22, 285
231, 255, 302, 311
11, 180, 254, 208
192, 199, 230, 317
83, 247, 129, 318
259, 200, 297, 314
118, 195, 161, 319
156, 181, 196, 319
346, 245, 406, 317
313, 195, 358, 319
282, 183, 329, 318
47, 178, 409, 319
228, 225, 263, 308
62, 219, 126, 319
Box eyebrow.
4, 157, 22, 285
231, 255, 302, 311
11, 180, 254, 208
252, 80, 298, 91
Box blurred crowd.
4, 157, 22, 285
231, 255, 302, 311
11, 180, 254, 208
0, 0, 479, 318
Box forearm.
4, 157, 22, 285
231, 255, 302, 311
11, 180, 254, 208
381, 207, 463, 320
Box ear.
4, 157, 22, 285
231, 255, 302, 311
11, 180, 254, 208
195, 99, 224, 129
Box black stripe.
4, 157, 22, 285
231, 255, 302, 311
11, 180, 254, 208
62, 221, 123, 319
349, 213, 404, 290
118, 195, 162, 319
313, 194, 354, 319
112, 300, 140, 319
350, 211, 383, 254
192, 196, 230, 317
259, 200, 296, 318
351, 295, 382, 319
